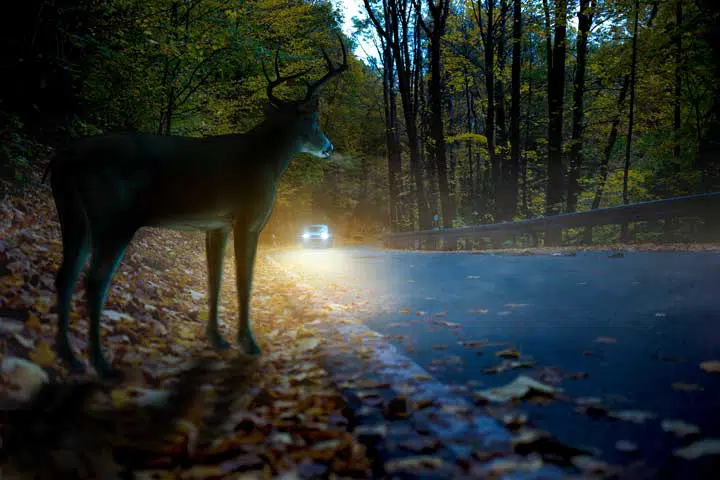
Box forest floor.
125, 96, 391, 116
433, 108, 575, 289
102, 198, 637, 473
0, 185, 575, 479
3, 184, 718, 479
0, 185, 379, 478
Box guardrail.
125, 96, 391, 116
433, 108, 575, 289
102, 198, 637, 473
384, 193, 720, 250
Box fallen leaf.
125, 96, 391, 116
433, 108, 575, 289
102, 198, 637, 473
398, 437, 441, 453
671, 382, 704, 392
103, 309, 134, 322
297, 338, 320, 351
13, 332, 35, 349
483, 360, 535, 374
354, 424, 388, 441
699, 360, 720, 373
0, 319, 25, 334
1, 356, 49, 402
384, 456, 445, 473
571, 455, 619, 475
661, 419, 701, 437
434, 320, 460, 328
475, 375, 558, 403
26, 313, 43, 332
28, 341, 56, 367
673, 439, 720, 460
615, 440, 638, 454
594, 336, 617, 344
610, 410, 656, 424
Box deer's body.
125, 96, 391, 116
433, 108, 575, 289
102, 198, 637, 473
48, 37, 347, 379
54, 122, 301, 232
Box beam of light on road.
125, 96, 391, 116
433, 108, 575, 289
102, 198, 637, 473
273, 248, 397, 317
282, 248, 351, 278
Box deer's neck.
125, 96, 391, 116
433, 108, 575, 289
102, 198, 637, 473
245, 120, 303, 178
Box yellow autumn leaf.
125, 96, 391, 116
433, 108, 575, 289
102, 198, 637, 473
26, 313, 43, 332
29, 341, 56, 367
111, 388, 133, 409
297, 338, 320, 351
700, 360, 720, 373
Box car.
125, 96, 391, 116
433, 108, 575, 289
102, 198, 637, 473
300, 224, 335, 248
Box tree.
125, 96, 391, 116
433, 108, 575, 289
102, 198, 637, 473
544, 0, 568, 245
364, 0, 432, 230
673, 0, 682, 164
507, 0, 522, 219
566, 0, 595, 213
473, 0, 498, 217
415, 0, 455, 227
620, 0, 640, 240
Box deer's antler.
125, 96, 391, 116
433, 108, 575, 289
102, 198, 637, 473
304, 33, 349, 102
262, 50, 311, 108
262, 33, 348, 107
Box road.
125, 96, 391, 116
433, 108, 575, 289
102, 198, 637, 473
269, 246, 720, 472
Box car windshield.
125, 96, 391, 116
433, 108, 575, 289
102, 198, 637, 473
307, 225, 327, 233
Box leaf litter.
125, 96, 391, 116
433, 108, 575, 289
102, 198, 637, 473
4, 187, 719, 478
0, 190, 373, 478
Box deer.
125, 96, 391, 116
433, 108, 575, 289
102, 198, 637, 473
44, 36, 348, 379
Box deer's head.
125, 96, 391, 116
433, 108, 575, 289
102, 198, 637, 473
262, 35, 348, 159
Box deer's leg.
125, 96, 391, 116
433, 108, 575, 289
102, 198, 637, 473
233, 228, 261, 355
206, 228, 230, 350
86, 230, 133, 380
54, 193, 90, 373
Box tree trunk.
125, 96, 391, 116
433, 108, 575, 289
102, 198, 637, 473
477, 0, 497, 220
495, 0, 509, 220
566, 0, 594, 213
591, 76, 630, 211
674, 0, 682, 164
382, 35, 402, 232
465, 72, 475, 210
424, 0, 453, 227
545, 0, 567, 245
364, 0, 430, 230
620, 0, 640, 241
508, 0, 522, 219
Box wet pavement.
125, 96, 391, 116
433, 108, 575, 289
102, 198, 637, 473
269, 247, 720, 475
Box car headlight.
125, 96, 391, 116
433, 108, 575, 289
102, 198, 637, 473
302, 233, 310, 239
320, 232, 329, 240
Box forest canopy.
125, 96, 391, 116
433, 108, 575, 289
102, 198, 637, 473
1, 0, 718, 240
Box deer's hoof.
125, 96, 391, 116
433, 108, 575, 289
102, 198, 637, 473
57, 343, 87, 373
208, 330, 231, 350
91, 356, 124, 382
98, 366, 124, 382
238, 333, 262, 356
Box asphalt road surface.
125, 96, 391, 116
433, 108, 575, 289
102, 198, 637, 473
269, 246, 720, 472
